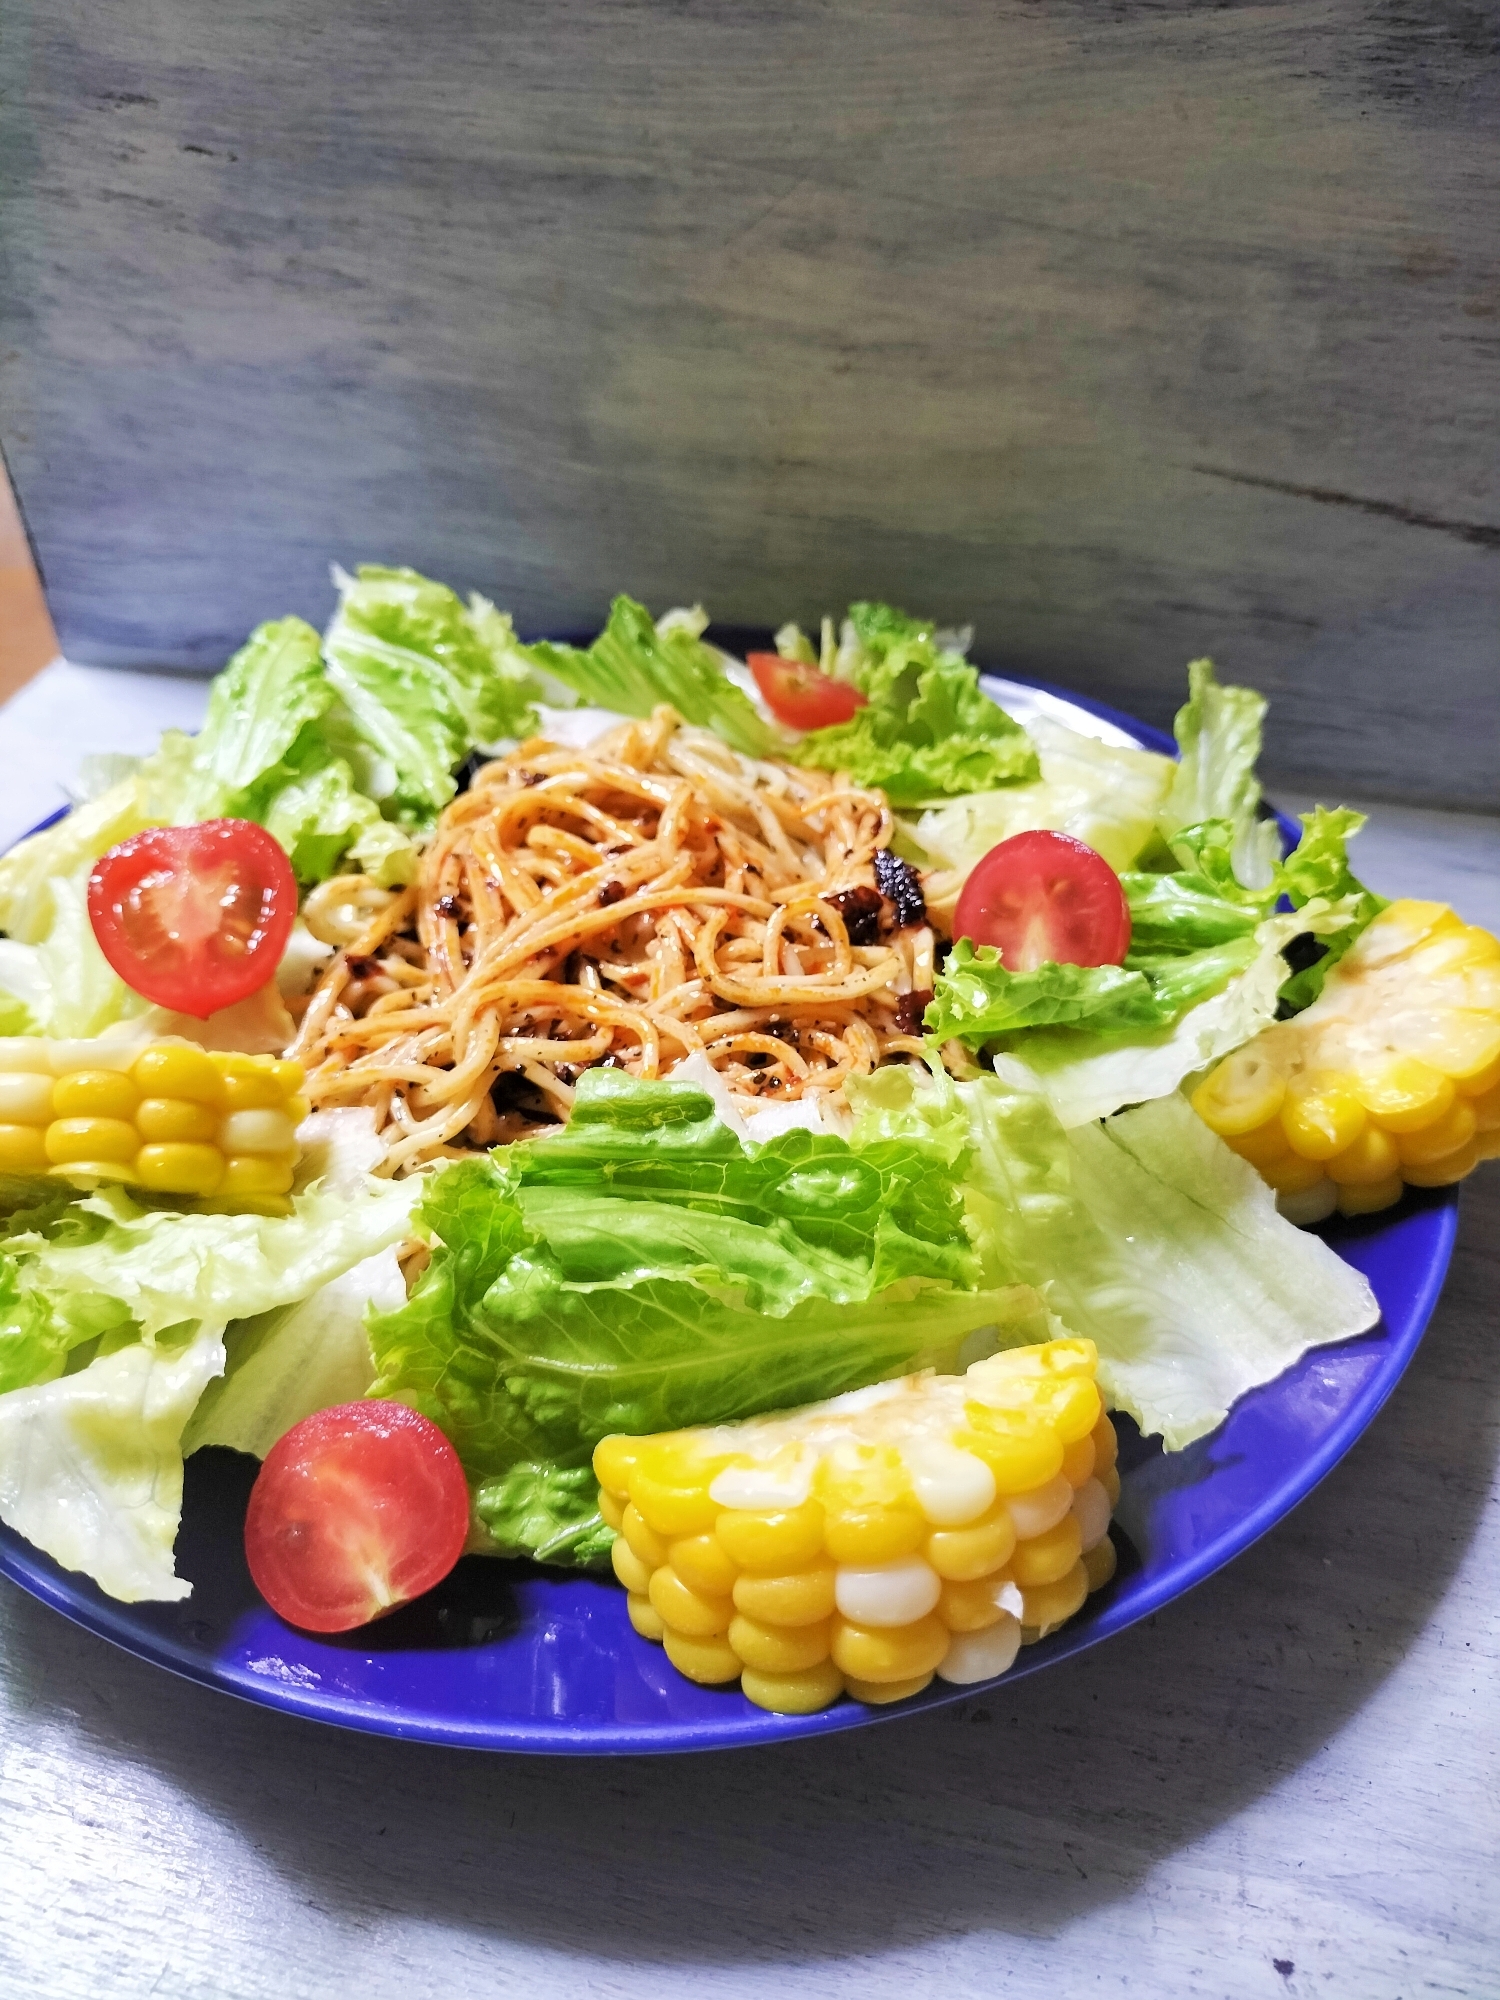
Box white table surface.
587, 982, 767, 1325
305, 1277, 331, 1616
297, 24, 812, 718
1, 662, 1496, 2000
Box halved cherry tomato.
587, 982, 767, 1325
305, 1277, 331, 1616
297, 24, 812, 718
952, 829, 1131, 971
88, 819, 297, 1019
245, 1401, 471, 1633
748, 652, 868, 731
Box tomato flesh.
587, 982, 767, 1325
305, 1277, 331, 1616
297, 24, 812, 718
88, 819, 297, 1018
748, 652, 868, 731
244, 1401, 471, 1633
952, 829, 1131, 971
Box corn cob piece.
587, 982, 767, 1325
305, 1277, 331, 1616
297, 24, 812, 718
1192, 900, 1500, 1224
0, 1037, 307, 1205
594, 1339, 1119, 1715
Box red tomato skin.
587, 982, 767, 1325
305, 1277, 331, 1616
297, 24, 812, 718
244, 1401, 471, 1634
747, 652, 868, 731
87, 819, 298, 1018
952, 830, 1131, 972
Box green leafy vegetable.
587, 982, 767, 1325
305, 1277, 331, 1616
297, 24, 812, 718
1157, 658, 1282, 888
849, 1065, 1379, 1449
791, 603, 1037, 805
527, 596, 779, 759
367, 1069, 1023, 1565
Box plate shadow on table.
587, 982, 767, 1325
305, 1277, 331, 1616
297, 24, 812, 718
2, 1178, 1496, 1970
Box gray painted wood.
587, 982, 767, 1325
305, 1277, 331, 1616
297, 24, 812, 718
1, 1, 1496, 806
0, 678, 1497, 1995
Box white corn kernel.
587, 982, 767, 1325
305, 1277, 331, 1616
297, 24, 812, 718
834, 1556, 941, 1628
1070, 1477, 1112, 1554
46, 1040, 135, 1074
709, 1453, 814, 1511
1005, 1472, 1075, 1540
0, 1039, 53, 1074
1276, 1178, 1338, 1226
935, 1615, 1022, 1685
904, 1439, 996, 1527
219, 1108, 298, 1155
0, 1073, 54, 1122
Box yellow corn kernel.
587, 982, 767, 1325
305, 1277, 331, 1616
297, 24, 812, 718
135, 1143, 225, 1196
823, 1501, 926, 1565
740, 1660, 844, 1714
1021, 1559, 1089, 1636
715, 1501, 826, 1573
1354, 1056, 1454, 1132
132, 1043, 226, 1104
1396, 1098, 1477, 1167
662, 1630, 741, 1685
626, 1593, 664, 1642
831, 1612, 950, 1685
592, 1435, 642, 1498
1083, 1537, 1118, 1593
136, 1096, 220, 1144
926, 1500, 1017, 1583
1260, 1150, 1332, 1197
727, 1612, 832, 1675
0, 1073, 54, 1123
1092, 1412, 1118, 1475
621, 1503, 670, 1570
1191, 1048, 1286, 1136
731, 1562, 836, 1628
668, 1531, 738, 1598
221, 1062, 291, 1111
844, 1672, 935, 1705
1281, 1077, 1365, 1161
1335, 1175, 1404, 1218
1060, 1434, 1096, 1488
937, 1575, 1010, 1632
45, 1117, 138, 1166
1414, 1012, 1500, 1083
957, 1412, 1065, 1495
1472, 1082, 1500, 1133
1100, 1464, 1121, 1507
270, 1058, 305, 1095
220, 1155, 296, 1198
1224, 1119, 1292, 1171
1458, 1051, 1500, 1101
52, 1069, 140, 1121
1402, 1139, 1479, 1188
1325, 1125, 1402, 1187
1010, 1513, 1083, 1587
648, 1566, 733, 1638
1048, 1376, 1102, 1445
610, 1538, 654, 1596
629, 1457, 721, 1538
0, 1124, 49, 1173
597, 1486, 625, 1532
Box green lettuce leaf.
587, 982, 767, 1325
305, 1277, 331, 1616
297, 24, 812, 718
913, 713, 1175, 875
1156, 658, 1282, 888
849, 1065, 1379, 1449
0, 1319, 228, 1602
527, 597, 779, 760
793, 603, 1038, 805
367, 1070, 1023, 1565
190, 616, 333, 805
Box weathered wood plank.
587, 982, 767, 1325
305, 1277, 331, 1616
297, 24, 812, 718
1, 0, 1495, 805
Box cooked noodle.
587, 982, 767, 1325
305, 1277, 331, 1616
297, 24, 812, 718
291, 708, 936, 1173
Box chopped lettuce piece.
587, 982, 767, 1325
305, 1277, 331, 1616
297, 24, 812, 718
915, 713, 1175, 875
527, 597, 779, 760
0, 1319, 227, 1601
1157, 658, 1282, 889
367, 1069, 1024, 1564
849, 1065, 1379, 1449
793, 603, 1038, 805
190, 616, 333, 805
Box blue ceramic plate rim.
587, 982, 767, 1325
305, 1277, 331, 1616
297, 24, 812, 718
0, 668, 1460, 1754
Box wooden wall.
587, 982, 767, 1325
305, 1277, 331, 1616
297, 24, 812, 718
1, 1, 1496, 806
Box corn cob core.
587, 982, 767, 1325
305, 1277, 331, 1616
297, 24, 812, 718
593, 1338, 1120, 1715
0, 1037, 307, 1206
1192, 900, 1500, 1224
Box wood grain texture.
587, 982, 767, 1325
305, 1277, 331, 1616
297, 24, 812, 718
0, 3, 1496, 799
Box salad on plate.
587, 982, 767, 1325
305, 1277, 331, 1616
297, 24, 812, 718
0, 569, 1495, 1718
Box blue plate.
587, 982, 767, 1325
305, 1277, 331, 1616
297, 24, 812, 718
0, 672, 1460, 1753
